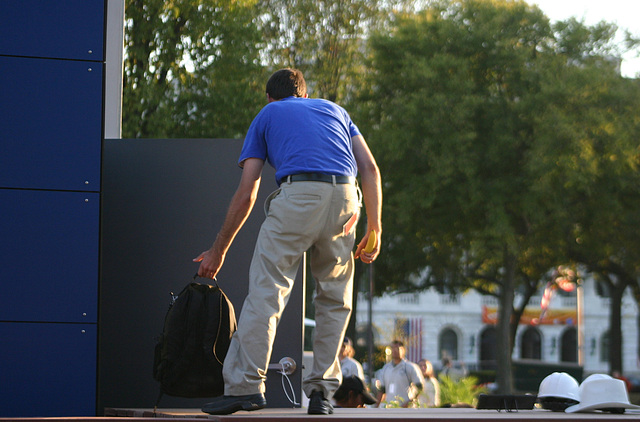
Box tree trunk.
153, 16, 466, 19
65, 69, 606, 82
495, 249, 517, 394
609, 281, 625, 374
510, 279, 538, 352
600, 265, 633, 376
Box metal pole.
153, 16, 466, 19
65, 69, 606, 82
104, 0, 125, 139
367, 262, 374, 384
577, 283, 584, 366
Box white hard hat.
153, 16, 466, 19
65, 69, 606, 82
581, 373, 612, 382
537, 372, 580, 411
538, 372, 580, 400
565, 376, 640, 413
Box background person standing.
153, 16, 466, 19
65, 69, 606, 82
340, 336, 365, 380
375, 340, 424, 408
417, 359, 441, 407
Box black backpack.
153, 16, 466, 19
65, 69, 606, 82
153, 277, 236, 400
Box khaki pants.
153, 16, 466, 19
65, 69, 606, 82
223, 180, 360, 399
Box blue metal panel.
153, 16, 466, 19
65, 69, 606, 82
0, 56, 103, 191
0, 0, 105, 61
0, 189, 99, 323
0, 322, 97, 417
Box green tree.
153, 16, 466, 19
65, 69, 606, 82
355, 0, 639, 392
257, 0, 415, 103
527, 16, 640, 374
543, 61, 640, 374
123, 0, 265, 138
356, 0, 558, 392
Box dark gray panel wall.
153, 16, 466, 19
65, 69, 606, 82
100, 139, 305, 412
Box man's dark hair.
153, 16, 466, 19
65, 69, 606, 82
266, 68, 307, 100
391, 339, 404, 348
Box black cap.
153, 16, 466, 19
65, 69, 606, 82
337, 375, 377, 405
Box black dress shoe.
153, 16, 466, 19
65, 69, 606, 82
308, 390, 334, 415
201, 393, 266, 415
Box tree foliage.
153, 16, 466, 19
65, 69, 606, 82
527, 18, 640, 374
257, 0, 424, 103
122, 0, 266, 138
122, 0, 407, 136
354, 0, 640, 392
550, 64, 640, 373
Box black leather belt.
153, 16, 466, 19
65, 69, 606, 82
280, 173, 354, 185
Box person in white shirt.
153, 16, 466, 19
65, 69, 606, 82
339, 336, 365, 380
417, 359, 441, 407
375, 340, 425, 408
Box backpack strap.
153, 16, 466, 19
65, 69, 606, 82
193, 272, 220, 288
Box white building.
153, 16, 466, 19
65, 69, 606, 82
355, 275, 639, 382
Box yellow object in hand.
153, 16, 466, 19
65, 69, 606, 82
363, 230, 377, 253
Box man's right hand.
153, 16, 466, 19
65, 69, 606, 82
355, 229, 381, 263
193, 248, 225, 279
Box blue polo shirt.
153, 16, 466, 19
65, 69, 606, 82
238, 96, 361, 184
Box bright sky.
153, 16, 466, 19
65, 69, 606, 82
530, 0, 640, 77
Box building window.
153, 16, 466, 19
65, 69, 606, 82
439, 328, 458, 360
600, 331, 610, 363
479, 326, 497, 370
520, 327, 541, 360
560, 327, 577, 363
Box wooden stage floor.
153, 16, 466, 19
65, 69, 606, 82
3, 407, 640, 422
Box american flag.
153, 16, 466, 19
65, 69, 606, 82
396, 318, 423, 363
